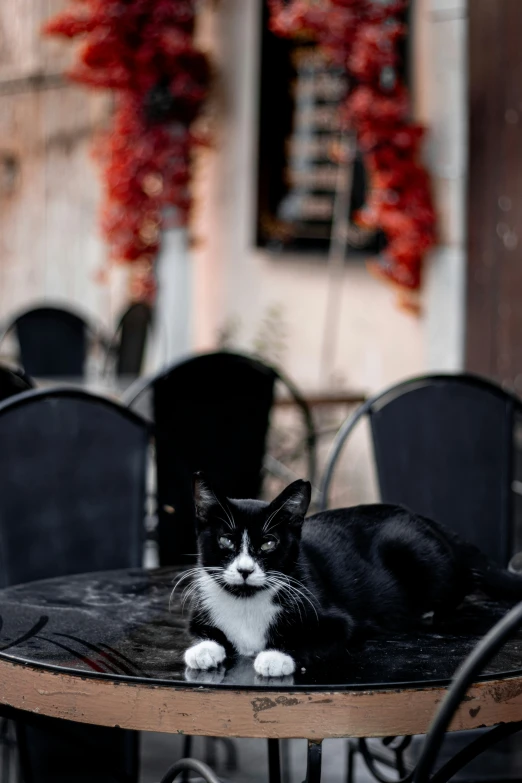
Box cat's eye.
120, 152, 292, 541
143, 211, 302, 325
218, 536, 234, 550
261, 538, 278, 552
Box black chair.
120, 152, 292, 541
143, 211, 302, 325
125, 351, 315, 778
320, 373, 522, 783
0, 388, 149, 782
321, 373, 522, 566
107, 302, 153, 379
0, 366, 40, 777
0, 304, 109, 378
0, 363, 34, 402
125, 351, 316, 567
412, 600, 522, 783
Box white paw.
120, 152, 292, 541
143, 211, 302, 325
254, 650, 296, 678
184, 640, 226, 670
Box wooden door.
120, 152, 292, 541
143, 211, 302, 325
466, 0, 522, 391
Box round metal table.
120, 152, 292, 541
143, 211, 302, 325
0, 568, 522, 780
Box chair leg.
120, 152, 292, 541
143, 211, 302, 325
182, 735, 193, 758
304, 740, 322, 783
346, 740, 356, 783
159, 758, 221, 783
395, 747, 406, 778
268, 739, 282, 783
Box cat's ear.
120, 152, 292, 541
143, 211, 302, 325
270, 479, 311, 524
193, 472, 223, 526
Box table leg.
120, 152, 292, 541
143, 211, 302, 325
304, 740, 322, 783
268, 739, 282, 783
181, 735, 193, 783
281, 738, 291, 783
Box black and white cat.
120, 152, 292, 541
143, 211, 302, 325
183, 474, 522, 678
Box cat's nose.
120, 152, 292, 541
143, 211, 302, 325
237, 566, 254, 580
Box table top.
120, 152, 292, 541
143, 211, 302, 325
0, 568, 522, 739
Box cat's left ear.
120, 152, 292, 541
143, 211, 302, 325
193, 472, 221, 526
270, 479, 311, 524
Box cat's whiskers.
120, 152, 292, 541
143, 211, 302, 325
267, 576, 305, 622
216, 516, 234, 530
213, 495, 236, 530
181, 582, 201, 613
279, 573, 318, 600
267, 570, 319, 621
170, 568, 201, 611
170, 566, 225, 612
181, 567, 228, 615
262, 498, 292, 534
265, 574, 303, 616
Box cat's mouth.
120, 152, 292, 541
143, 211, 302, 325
222, 583, 267, 598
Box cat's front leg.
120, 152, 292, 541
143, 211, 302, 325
184, 639, 226, 670
185, 618, 232, 671
254, 610, 355, 676
253, 649, 296, 677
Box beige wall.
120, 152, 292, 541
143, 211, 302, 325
0, 0, 132, 336
213, 251, 425, 392
417, 0, 467, 372
0, 0, 467, 392
192, 0, 468, 395
189, 0, 468, 505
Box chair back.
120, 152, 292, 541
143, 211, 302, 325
127, 352, 279, 565
0, 388, 149, 586
114, 302, 152, 378
0, 388, 147, 783
6, 305, 93, 378
321, 374, 521, 567
0, 364, 34, 403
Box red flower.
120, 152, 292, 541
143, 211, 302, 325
44, 0, 211, 297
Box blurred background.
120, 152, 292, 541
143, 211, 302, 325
0, 0, 476, 508
0, 1, 521, 780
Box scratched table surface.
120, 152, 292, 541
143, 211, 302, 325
0, 567, 520, 690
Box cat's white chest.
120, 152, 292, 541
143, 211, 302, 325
197, 573, 280, 656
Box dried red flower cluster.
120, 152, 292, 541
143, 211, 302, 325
44, 0, 211, 301
269, 0, 436, 311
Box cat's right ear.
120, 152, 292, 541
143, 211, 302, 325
193, 472, 219, 527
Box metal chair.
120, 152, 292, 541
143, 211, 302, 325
0, 363, 34, 402
411, 600, 522, 783
125, 351, 315, 782
0, 303, 109, 378
107, 301, 153, 379
321, 373, 522, 565
320, 373, 522, 783
124, 350, 316, 567
0, 387, 149, 782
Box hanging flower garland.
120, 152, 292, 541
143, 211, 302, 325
44, 0, 211, 302
269, 0, 436, 312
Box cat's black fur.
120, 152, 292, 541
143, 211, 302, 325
186, 475, 522, 672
